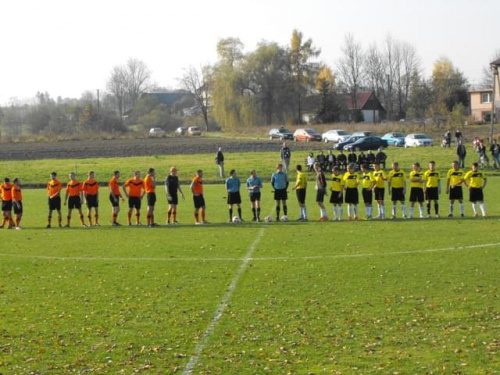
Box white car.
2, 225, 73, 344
148, 128, 166, 137
321, 129, 350, 143
404, 133, 434, 147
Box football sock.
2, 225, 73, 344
353, 205, 358, 217
47, 215, 52, 226
58, 215, 62, 226
167, 208, 172, 222
16, 217, 21, 227
147, 213, 151, 225
194, 211, 199, 222
127, 212, 132, 224
67, 215, 71, 226
87, 214, 92, 226
427, 202, 431, 215
276, 206, 280, 219
401, 204, 406, 217
95, 214, 99, 224
257, 208, 260, 220
459, 203, 464, 215
339, 206, 343, 219
347, 205, 352, 218
303, 207, 307, 219
471, 203, 477, 215
479, 203, 486, 215
201, 209, 206, 221
112, 213, 117, 223
252, 208, 256, 219
449, 204, 453, 215
283, 205, 288, 215
392, 205, 396, 216
434, 203, 439, 215
237, 208, 242, 219
135, 213, 140, 224
79, 214, 85, 225
229, 208, 233, 221
409, 206, 414, 218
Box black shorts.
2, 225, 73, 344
425, 187, 439, 201
13, 201, 23, 215
147, 193, 156, 207
109, 194, 120, 207
449, 186, 463, 200
362, 189, 373, 204
316, 188, 326, 203
129, 196, 141, 210
193, 194, 205, 209
167, 192, 178, 205
227, 191, 242, 205
249, 192, 261, 202
86, 194, 98, 208
48, 196, 61, 211
391, 187, 405, 202
374, 187, 385, 201
469, 187, 484, 202
1, 200, 12, 212
329, 190, 343, 204
274, 188, 288, 201
410, 187, 424, 203
345, 187, 359, 204
68, 196, 82, 210
296, 189, 306, 204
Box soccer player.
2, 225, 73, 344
108, 171, 124, 226
388, 162, 406, 219
360, 164, 375, 219
82, 171, 99, 226
315, 164, 328, 221
63, 172, 86, 227
0, 177, 15, 229
446, 160, 465, 218
408, 162, 425, 219
342, 163, 360, 220
291, 164, 308, 221
464, 162, 487, 217
143, 168, 158, 227
271, 163, 289, 221
280, 142, 291, 172
191, 170, 206, 225
123, 171, 145, 226
246, 169, 263, 222
372, 163, 387, 219
329, 166, 343, 221
423, 161, 441, 218
165, 166, 185, 225
226, 169, 242, 222
12, 178, 23, 230
46, 172, 63, 228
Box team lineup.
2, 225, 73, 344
0, 156, 488, 229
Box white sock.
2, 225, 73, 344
409, 206, 414, 218
459, 203, 464, 215
479, 203, 486, 216
347, 205, 351, 217
304, 207, 307, 219
449, 204, 453, 215
354, 205, 358, 216
472, 203, 477, 214
322, 208, 327, 217
333, 206, 337, 219
418, 206, 424, 217
380, 205, 385, 217
339, 206, 343, 219
401, 204, 406, 216
392, 205, 396, 216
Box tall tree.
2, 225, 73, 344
179, 65, 213, 131
431, 57, 469, 111
315, 64, 341, 123
106, 65, 127, 116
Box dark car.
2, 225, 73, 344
344, 136, 388, 151
269, 127, 294, 140
333, 135, 365, 150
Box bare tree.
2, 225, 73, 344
365, 42, 385, 97
106, 65, 127, 116
179, 65, 212, 131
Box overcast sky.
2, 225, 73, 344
1, 0, 498, 105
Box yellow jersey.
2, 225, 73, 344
423, 170, 440, 188
342, 171, 360, 189
295, 171, 307, 190
389, 169, 406, 188
464, 170, 487, 188
447, 168, 464, 186
361, 171, 374, 189
409, 170, 424, 189
372, 170, 387, 188
330, 174, 343, 192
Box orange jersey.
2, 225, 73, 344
108, 177, 120, 195
47, 179, 62, 197
66, 180, 82, 197
192, 176, 203, 195
82, 179, 99, 195
12, 186, 22, 201
1, 183, 14, 200
143, 174, 155, 193
125, 178, 144, 197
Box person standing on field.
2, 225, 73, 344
191, 170, 206, 225
271, 163, 289, 221
63, 172, 86, 228
490, 139, 500, 169
215, 147, 225, 178
388, 162, 406, 219
342, 163, 360, 220
464, 162, 487, 217
143, 168, 158, 227
246, 169, 263, 222
46, 172, 63, 228
315, 164, 328, 221
123, 171, 145, 226
165, 166, 185, 225
291, 164, 307, 221
372, 163, 387, 219
12, 178, 23, 230
280, 142, 291, 172
446, 160, 465, 218
360, 164, 375, 219
108, 171, 124, 226
329, 166, 344, 221
226, 169, 242, 222
0, 177, 15, 229
423, 161, 441, 218
82, 171, 99, 226
408, 162, 425, 219
456, 140, 467, 168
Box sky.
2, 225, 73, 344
1, 0, 499, 105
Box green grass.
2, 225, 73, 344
1, 181, 499, 374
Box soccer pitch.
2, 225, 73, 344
1, 185, 499, 374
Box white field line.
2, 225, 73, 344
182, 227, 266, 375
0, 242, 499, 263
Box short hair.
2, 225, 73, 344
89, 171, 95, 175
4, 177, 10, 183
114, 170, 120, 175
429, 160, 435, 164
51, 172, 57, 176
170, 166, 177, 173
452, 160, 459, 164
277, 163, 283, 168
148, 168, 155, 173
296, 165, 302, 171
413, 162, 420, 167
332, 166, 339, 171
361, 164, 368, 170
196, 169, 203, 174
13, 178, 19, 184
229, 169, 236, 175
472, 162, 479, 167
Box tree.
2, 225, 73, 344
431, 57, 469, 112
315, 64, 342, 123
365, 42, 385, 98
179, 65, 212, 131
106, 65, 127, 116
217, 38, 244, 68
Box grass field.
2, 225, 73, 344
1, 175, 499, 374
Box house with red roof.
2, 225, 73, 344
343, 91, 385, 123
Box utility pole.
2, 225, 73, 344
491, 62, 499, 141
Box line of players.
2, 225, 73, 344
0, 159, 488, 229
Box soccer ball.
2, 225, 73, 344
264, 215, 272, 223
232, 216, 242, 223
281, 215, 289, 222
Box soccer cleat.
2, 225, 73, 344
391, 215, 396, 219
195, 222, 202, 225
94, 223, 100, 227
447, 214, 453, 218
402, 215, 407, 219
64, 225, 70, 228
318, 217, 328, 222
15, 226, 23, 230
473, 213, 478, 217
46, 225, 51, 229
136, 222, 143, 226
112, 222, 121, 227
82, 224, 88, 228
460, 213, 465, 218
172, 221, 179, 225
435, 214, 440, 218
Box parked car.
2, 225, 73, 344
344, 136, 388, 151
293, 128, 322, 142
351, 131, 376, 137
148, 128, 166, 138
269, 127, 294, 140
333, 135, 365, 150
187, 126, 202, 136
404, 133, 434, 147
321, 129, 350, 143
382, 132, 405, 147
174, 126, 188, 136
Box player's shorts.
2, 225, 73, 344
316, 188, 326, 203
274, 188, 288, 201
48, 196, 61, 211
409, 187, 424, 203
68, 196, 82, 210
109, 194, 120, 207
227, 191, 242, 205
329, 190, 343, 204
1, 200, 12, 212
391, 187, 405, 202
425, 187, 439, 201
13, 201, 23, 215
469, 187, 484, 202
86, 194, 98, 208
374, 187, 385, 201
167, 192, 178, 205
345, 187, 359, 204
193, 194, 205, 209
249, 192, 261, 202
362, 189, 373, 204
449, 186, 463, 200
147, 193, 156, 207
129, 196, 141, 210
296, 189, 306, 204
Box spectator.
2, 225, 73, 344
490, 139, 500, 169
327, 150, 336, 170
280, 142, 291, 172
307, 152, 315, 172
215, 147, 225, 178
317, 151, 326, 170
375, 148, 387, 169
455, 129, 462, 144
456, 140, 467, 168
337, 150, 347, 171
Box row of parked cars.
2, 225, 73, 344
148, 126, 202, 137
269, 127, 434, 151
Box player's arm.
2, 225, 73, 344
178, 184, 185, 199
437, 179, 441, 195
63, 187, 68, 205
190, 181, 196, 195
122, 183, 129, 198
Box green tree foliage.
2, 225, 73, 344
315, 64, 343, 123
431, 57, 469, 112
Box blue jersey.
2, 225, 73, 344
246, 176, 262, 193
271, 171, 289, 190
225, 177, 241, 193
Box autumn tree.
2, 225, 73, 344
179, 65, 212, 131
315, 64, 342, 122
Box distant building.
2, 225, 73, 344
469, 87, 493, 123
343, 91, 386, 123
